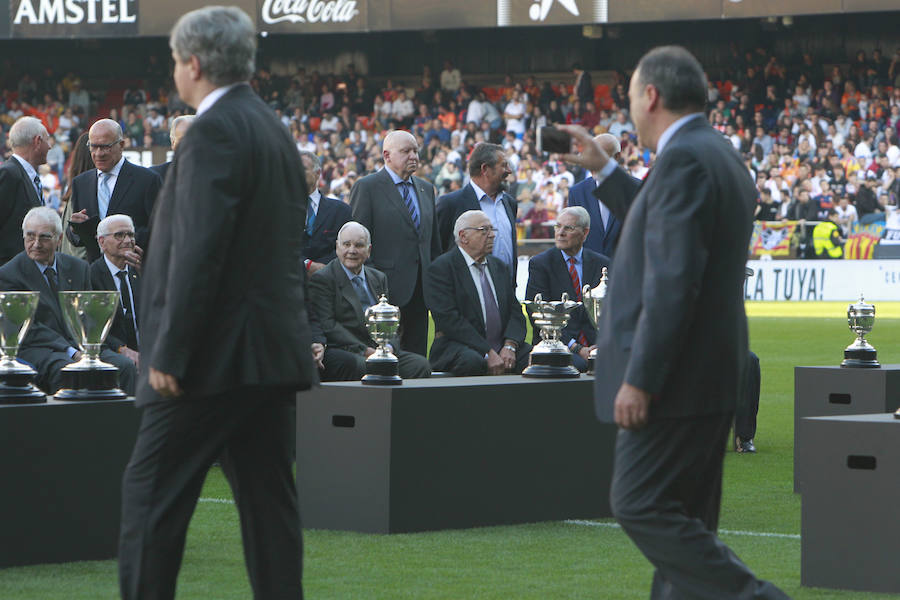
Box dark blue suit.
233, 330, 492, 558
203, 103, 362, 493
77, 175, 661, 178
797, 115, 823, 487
303, 193, 351, 265
524, 246, 609, 371
567, 175, 637, 258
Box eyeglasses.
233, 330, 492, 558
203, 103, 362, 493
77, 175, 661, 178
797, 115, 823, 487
87, 141, 122, 152
553, 224, 583, 233
108, 230, 136, 241
464, 226, 498, 234
24, 231, 55, 243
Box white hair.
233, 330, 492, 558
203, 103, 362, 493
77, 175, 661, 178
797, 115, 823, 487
337, 221, 371, 246
8, 117, 47, 149
169, 115, 195, 146
594, 133, 621, 156
453, 210, 488, 242
557, 206, 590, 229
23, 206, 62, 236
97, 214, 135, 238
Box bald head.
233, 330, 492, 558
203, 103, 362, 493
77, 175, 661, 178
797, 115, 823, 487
382, 130, 419, 179
594, 133, 621, 159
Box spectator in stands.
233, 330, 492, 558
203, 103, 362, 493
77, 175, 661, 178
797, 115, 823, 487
150, 114, 195, 182
525, 206, 609, 372
504, 91, 527, 138
0, 207, 136, 394
608, 111, 634, 139
835, 194, 858, 236
0, 117, 49, 265
573, 63, 593, 106
68, 80, 90, 115
425, 210, 530, 376
308, 221, 430, 381
812, 208, 845, 258
123, 111, 143, 147
440, 60, 461, 94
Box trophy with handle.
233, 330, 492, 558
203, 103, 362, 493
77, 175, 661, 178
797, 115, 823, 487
54, 290, 127, 400
0, 291, 46, 403
582, 267, 608, 375
362, 294, 402, 385
841, 294, 879, 369
522, 293, 581, 378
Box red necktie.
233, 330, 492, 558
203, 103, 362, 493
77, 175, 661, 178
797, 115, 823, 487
568, 257, 589, 347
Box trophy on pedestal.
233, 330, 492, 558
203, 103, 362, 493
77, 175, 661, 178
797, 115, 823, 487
841, 294, 880, 369
55, 290, 128, 400
582, 266, 609, 375
522, 293, 581, 378
0, 291, 46, 403
362, 294, 402, 385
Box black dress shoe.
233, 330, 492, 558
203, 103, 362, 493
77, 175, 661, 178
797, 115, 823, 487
738, 438, 756, 453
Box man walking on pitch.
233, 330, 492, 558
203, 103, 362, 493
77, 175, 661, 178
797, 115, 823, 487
561, 46, 789, 599
118, 7, 314, 599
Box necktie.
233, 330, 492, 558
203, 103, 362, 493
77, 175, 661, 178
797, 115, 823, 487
33, 174, 43, 205
45, 266, 59, 298
475, 263, 503, 352
116, 270, 139, 348
398, 181, 420, 231
568, 257, 589, 347
98, 172, 112, 219
351, 275, 372, 310
306, 197, 316, 235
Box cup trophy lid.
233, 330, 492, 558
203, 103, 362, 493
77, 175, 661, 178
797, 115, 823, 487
841, 293, 879, 369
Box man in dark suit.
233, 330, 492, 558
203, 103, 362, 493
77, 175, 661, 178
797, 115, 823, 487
0, 207, 136, 395
525, 206, 609, 372
0, 117, 49, 265
425, 210, 530, 376
118, 8, 315, 600
149, 115, 194, 183
561, 47, 788, 599
573, 63, 594, 106
436, 142, 517, 278
350, 129, 441, 356
68, 119, 161, 262
567, 133, 637, 259
89, 214, 140, 368
300, 150, 351, 274
309, 221, 430, 380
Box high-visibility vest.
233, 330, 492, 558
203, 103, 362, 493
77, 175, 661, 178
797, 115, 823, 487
813, 221, 842, 258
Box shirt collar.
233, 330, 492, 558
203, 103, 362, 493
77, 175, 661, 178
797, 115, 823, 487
340, 262, 366, 283
458, 245, 486, 267
384, 165, 411, 185
34, 256, 58, 273
12, 154, 38, 182
308, 188, 321, 211
470, 180, 497, 203
196, 83, 240, 116
98, 156, 126, 179
560, 247, 584, 264
656, 112, 704, 157
104, 254, 127, 278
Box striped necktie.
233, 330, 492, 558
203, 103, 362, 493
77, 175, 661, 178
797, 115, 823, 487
398, 181, 420, 230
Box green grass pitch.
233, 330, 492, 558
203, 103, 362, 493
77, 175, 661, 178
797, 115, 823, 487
2, 302, 898, 599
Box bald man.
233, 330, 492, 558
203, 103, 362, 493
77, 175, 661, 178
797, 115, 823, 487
567, 133, 639, 258
350, 130, 441, 356
68, 118, 161, 262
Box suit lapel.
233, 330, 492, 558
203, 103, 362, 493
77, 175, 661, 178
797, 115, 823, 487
335, 261, 366, 325
379, 169, 417, 233
582, 251, 600, 288
454, 249, 484, 331
486, 256, 508, 321
311, 197, 332, 235
463, 183, 480, 210
23, 255, 65, 327
10, 158, 41, 207
85, 171, 100, 217
365, 265, 387, 301
551, 250, 578, 299
413, 176, 430, 234
107, 161, 135, 216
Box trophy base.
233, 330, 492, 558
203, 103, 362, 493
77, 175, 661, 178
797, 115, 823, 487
54, 364, 127, 401
586, 348, 597, 375
0, 379, 46, 404
841, 347, 880, 369
523, 349, 580, 379
362, 357, 402, 386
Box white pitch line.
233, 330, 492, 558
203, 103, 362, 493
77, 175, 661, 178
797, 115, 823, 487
199, 497, 235, 505
564, 519, 800, 540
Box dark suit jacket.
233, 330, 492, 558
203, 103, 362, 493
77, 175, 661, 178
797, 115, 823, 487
138, 83, 314, 405
149, 161, 171, 183
0, 157, 43, 265
435, 182, 517, 272
424, 247, 525, 359
303, 193, 351, 265
90, 257, 140, 352
593, 116, 755, 422
68, 159, 162, 260
308, 259, 389, 353
568, 174, 636, 258
0, 251, 88, 371
350, 167, 440, 307
524, 246, 610, 347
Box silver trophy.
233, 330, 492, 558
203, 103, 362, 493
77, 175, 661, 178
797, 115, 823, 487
522, 293, 581, 378
841, 294, 879, 369
55, 291, 127, 400
582, 266, 609, 375
362, 294, 402, 385
0, 291, 46, 403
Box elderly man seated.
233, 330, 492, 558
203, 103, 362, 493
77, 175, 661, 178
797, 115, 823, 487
0, 207, 136, 394
308, 221, 431, 380
425, 210, 531, 376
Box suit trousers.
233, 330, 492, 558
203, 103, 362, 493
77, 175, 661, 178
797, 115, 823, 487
610, 413, 789, 600
321, 347, 431, 381
398, 273, 428, 357
119, 387, 302, 600
734, 351, 760, 442
430, 339, 532, 376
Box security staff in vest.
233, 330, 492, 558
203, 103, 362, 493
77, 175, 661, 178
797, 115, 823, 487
812, 208, 844, 259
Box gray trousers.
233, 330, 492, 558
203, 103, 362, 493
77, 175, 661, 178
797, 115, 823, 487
610, 412, 790, 599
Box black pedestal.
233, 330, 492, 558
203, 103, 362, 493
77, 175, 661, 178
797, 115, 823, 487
522, 348, 580, 378
0, 398, 139, 567
297, 376, 614, 533
799, 414, 900, 594
0, 370, 46, 404
55, 365, 127, 400
793, 365, 900, 493
362, 355, 401, 385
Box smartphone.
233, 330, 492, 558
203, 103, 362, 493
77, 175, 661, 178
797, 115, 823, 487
537, 126, 571, 154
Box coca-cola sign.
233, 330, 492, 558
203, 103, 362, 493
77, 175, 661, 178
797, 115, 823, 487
260, 0, 361, 26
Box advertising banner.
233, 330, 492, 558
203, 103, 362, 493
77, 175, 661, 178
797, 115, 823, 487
496, 0, 607, 27
257, 0, 367, 33
745, 259, 900, 301
10, 0, 138, 38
